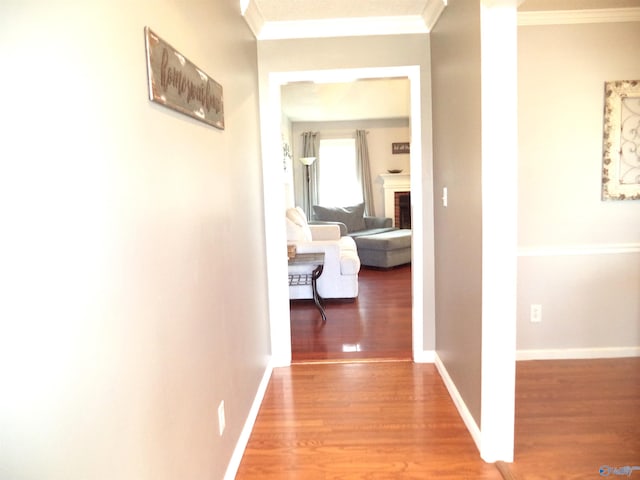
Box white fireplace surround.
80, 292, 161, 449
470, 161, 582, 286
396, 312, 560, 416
380, 173, 410, 226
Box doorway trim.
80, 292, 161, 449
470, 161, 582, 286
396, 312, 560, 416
263, 65, 431, 367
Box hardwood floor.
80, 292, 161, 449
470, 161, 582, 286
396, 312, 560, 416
236, 358, 640, 479
236, 361, 502, 479
509, 357, 640, 480
290, 264, 413, 362
264, 261, 640, 478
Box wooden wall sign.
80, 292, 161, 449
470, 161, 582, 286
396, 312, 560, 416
144, 27, 224, 129
392, 142, 410, 154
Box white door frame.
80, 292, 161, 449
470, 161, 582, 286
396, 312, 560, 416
262, 65, 431, 367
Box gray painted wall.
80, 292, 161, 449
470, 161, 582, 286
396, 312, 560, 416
517, 21, 640, 354
431, 0, 484, 426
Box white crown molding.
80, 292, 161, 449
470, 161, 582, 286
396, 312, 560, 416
422, 0, 447, 31
257, 15, 430, 40
241, 0, 265, 39
241, 0, 449, 40
518, 7, 640, 26
482, 0, 522, 7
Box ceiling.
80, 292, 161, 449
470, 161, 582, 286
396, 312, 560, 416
281, 78, 411, 123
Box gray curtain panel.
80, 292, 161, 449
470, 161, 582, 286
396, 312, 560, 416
301, 131, 319, 219
355, 129, 375, 216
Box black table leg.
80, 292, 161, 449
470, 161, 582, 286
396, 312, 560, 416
311, 264, 327, 322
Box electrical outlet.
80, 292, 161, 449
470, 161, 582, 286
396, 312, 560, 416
218, 401, 226, 436
530, 304, 542, 323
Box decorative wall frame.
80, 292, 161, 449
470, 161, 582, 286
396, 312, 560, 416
392, 142, 410, 154
602, 80, 640, 200
144, 27, 224, 129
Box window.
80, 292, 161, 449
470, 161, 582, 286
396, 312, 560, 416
317, 138, 362, 207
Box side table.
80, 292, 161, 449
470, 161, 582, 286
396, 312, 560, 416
288, 252, 326, 322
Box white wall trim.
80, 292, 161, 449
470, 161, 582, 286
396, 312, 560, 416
422, 0, 448, 31
266, 65, 428, 372
479, 0, 517, 464
240, 0, 265, 39
434, 353, 482, 453
518, 243, 640, 257
518, 7, 640, 26
517, 347, 640, 361
224, 359, 274, 480
413, 349, 436, 363
258, 16, 430, 40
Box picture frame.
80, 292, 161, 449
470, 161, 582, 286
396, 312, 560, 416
392, 142, 410, 154
144, 27, 224, 129
601, 80, 640, 200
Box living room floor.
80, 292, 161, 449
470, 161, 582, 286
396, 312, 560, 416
290, 264, 412, 363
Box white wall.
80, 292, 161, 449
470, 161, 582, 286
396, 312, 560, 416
517, 20, 640, 356
290, 118, 410, 216
0, 1, 270, 478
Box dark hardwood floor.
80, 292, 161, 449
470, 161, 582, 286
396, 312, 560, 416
290, 264, 413, 363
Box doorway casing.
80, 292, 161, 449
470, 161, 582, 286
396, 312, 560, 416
261, 65, 433, 367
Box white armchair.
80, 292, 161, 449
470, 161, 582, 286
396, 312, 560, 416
286, 207, 360, 300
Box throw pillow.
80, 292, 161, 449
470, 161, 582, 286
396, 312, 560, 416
286, 207, 306, 227
285, 208, 312, 242
286, 217, 312, 243
313, 203, 366, 233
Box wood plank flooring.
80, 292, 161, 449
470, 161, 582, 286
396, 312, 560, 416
290, 265, 413, 363
236, 361, 502, 479
263, 261, 640, 478
236, 358, 640, 479
509, 357, 640, 480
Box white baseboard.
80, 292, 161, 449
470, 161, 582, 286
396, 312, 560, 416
517, 346, 640, 361
433, 353, 481, 454
413, 349, 435, 363
224, 358, 274, 480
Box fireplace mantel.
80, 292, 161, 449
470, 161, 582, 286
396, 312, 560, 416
380, 174, 410, 226
380, 173, 410, 190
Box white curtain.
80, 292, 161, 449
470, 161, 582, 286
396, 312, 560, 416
301, 131, 319, 219
355, 130, 375, 216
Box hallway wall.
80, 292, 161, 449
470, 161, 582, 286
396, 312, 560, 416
0, 1, 270, 478
517, 18, 640, 356
431, 0, 484, 426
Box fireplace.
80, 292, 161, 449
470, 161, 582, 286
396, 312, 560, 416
380, 173, 410, 228
394, 191, 411, 229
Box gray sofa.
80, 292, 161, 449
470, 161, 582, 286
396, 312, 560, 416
312, 203, 393, 236
312, 203, 411, 268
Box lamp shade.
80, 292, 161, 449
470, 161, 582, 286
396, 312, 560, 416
299, 156, 316, 166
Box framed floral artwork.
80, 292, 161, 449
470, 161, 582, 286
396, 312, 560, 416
602, 80, 640, 200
